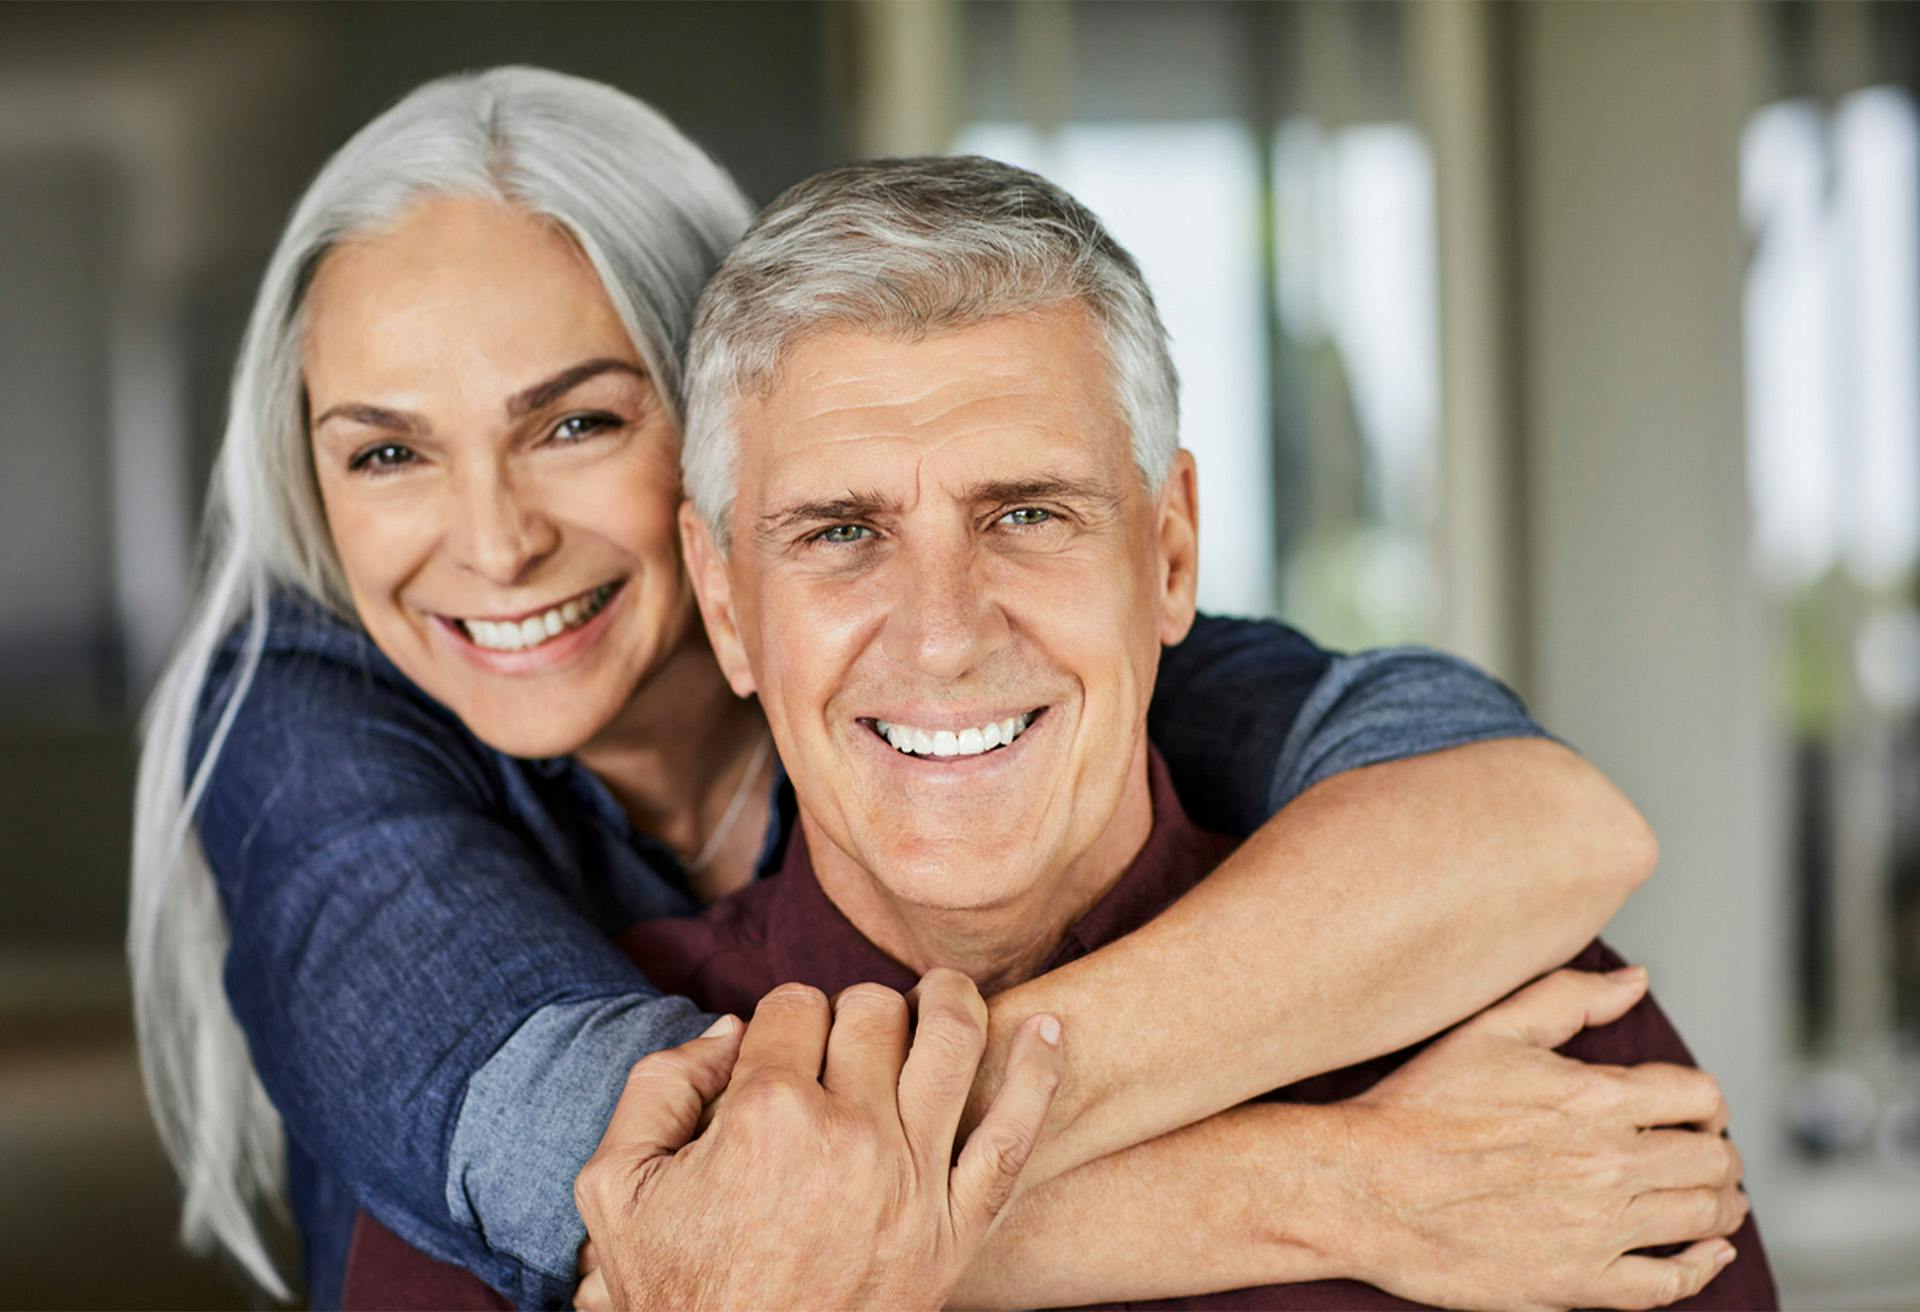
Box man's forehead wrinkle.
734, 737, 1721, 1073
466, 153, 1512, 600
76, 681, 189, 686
782, 369, 1050, 436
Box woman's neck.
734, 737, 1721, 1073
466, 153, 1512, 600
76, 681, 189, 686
575, 625, 769, 896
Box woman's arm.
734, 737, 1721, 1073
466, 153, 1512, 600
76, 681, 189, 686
215, 609, 1639, 1307
974, 737, 1653, 1186
966, 623, 1655, 1184
955, 967, 1751, 1312
193, 613, 714, 1308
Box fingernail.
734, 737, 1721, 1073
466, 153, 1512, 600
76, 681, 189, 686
701, 1015, 739, 1038
1715, 1243, 1736, 1266
1036, 1015, 1061, 1046
1609, 965, 1647, 983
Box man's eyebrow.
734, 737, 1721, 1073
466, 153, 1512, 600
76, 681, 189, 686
756, 490, 903, 540
505, 358, 649, 418
961, 475, 1122, 509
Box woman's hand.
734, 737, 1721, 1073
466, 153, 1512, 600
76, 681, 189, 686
573, 970, 1063, 1312
1331, 967, 1745, 1311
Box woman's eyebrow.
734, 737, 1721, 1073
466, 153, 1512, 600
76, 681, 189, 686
310, 359, 648, 434
505, 358, 649, 417
310, 401, 426, 435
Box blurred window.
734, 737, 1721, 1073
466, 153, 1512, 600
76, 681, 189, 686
951, 2, 1441, 642
0, 152, 126, 722
952, 120, 1275, 619
1743, 85, 1920, 1165
1271, 118, 1440, 650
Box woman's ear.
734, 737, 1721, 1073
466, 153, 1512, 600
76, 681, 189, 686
678, 502, 757, 697
1155, 449, 1200, 647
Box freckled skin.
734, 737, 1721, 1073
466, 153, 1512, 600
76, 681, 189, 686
684, 305, 1202, 988
303, 197, 704, 761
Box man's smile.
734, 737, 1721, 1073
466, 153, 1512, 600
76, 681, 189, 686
863, 708, 1044, 758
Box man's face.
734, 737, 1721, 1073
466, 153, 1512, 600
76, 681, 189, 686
686, 303, 1199, 914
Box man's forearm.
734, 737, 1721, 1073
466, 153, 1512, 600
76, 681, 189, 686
968, 737, 1656, 1185
953, 1102, 1349, 1309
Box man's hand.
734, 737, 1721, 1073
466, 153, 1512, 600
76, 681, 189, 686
1330, 966, 1745, 1312
573, 970, 1063, 1312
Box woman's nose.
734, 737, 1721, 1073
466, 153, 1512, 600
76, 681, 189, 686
450, 469, 558, 586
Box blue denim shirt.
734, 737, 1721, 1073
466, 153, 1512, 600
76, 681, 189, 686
191, 592, 1543, 1309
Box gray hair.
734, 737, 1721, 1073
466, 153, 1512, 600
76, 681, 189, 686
681, 155, 1179, 544
127, 66, 750, 1295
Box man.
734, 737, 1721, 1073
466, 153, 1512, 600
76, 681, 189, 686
348, 157, 1774, 1311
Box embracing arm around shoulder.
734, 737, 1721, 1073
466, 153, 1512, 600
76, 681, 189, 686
967, 626, 1658, 1185
954, 967, 1753, 1312
216, 613, 1652, 1309
567, 625, 1687, 1311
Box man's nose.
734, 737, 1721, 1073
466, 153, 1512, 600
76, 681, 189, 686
449, 466, 558, 586
881, 537, 1009, 680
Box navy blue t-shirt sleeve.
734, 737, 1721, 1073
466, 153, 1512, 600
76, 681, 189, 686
193, 638, 707, 1308
1150, 615, 1548, 837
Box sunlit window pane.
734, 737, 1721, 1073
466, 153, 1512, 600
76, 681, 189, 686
952, 121, 1275, 619
1271, 118, 1441, 649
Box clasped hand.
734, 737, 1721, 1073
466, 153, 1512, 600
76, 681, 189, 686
574, 970, 1063, 1311
1330, 966, 1747, 1311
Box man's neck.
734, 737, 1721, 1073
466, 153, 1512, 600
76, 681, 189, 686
805, 741, 1158, 994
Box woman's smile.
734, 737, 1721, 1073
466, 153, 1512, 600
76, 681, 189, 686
429, 577, 629, 674
445, 578, 623, 652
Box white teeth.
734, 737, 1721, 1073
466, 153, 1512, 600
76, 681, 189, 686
460, 584, 615, 652
873, 712, 1034, 758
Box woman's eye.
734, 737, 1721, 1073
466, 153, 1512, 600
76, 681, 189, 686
348, 442, 417, 474
1001, 506, 1053, 528
818, 524, 874, 545
551, 413, 617, 443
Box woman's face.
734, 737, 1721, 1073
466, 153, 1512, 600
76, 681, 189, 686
303, 196, 696, 759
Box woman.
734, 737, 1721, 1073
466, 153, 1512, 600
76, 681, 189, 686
128, 67, 1651, 1307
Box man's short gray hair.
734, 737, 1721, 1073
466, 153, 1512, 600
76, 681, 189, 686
682, 155, 1180, 542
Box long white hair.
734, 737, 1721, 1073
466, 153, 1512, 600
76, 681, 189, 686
126, 66, 751, 1294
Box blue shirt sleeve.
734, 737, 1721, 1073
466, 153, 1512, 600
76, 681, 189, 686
1149, 614, 1547, 836
193, 631, 708, 1308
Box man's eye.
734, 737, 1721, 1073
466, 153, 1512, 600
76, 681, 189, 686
348, 442, 417, 474
551, 413, 617, 443
818, 524, 874, 545
1001, 506, 1053, 528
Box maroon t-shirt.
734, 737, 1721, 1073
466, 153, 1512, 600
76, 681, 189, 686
343, 754, 1776, 1311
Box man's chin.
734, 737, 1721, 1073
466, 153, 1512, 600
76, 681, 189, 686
860, 840, 1037, 913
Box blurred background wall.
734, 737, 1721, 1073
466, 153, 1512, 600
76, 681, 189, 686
1, 1, 1916, 1307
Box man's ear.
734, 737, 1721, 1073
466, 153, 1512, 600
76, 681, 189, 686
1154, 449, 1200, 647
678, 501, 758, 698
